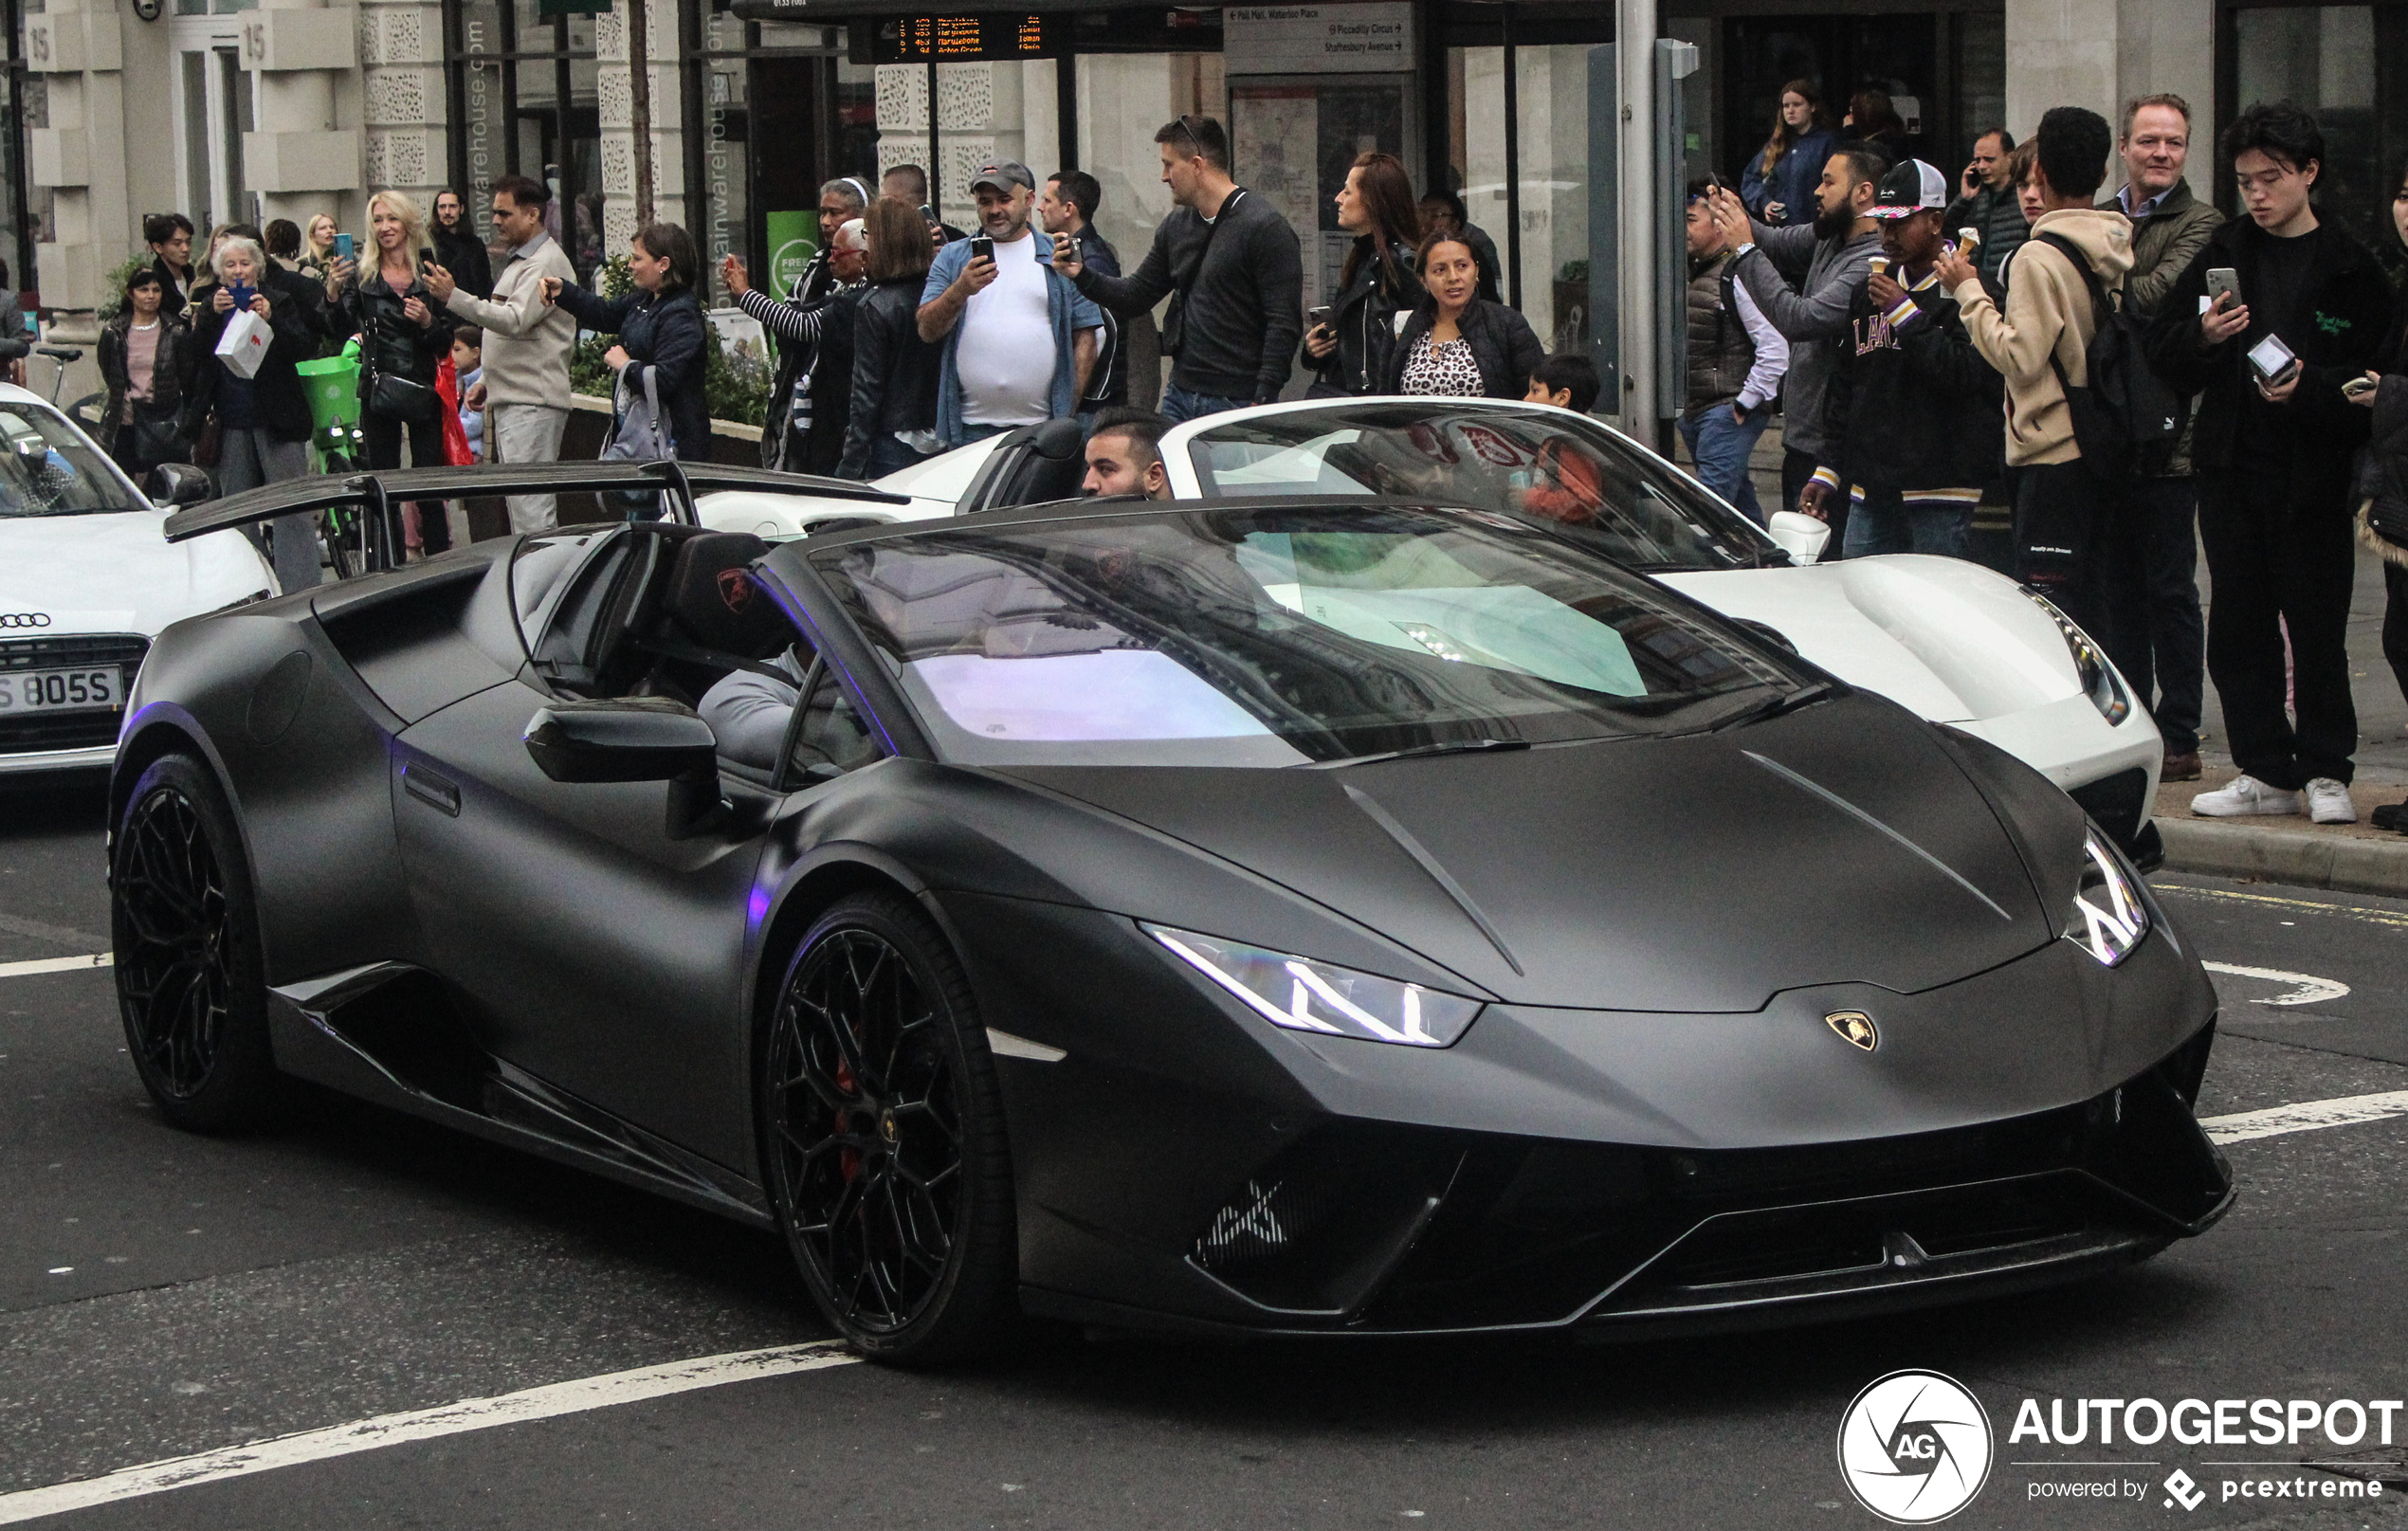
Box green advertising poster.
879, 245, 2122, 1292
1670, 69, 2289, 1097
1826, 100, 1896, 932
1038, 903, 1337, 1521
765, 210, 816, 297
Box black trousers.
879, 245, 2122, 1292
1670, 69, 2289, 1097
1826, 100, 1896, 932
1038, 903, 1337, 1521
2014, 460, 2146, 674
364, 409, 450, 555
1781, 445, 1851, 560
2103, 476, 2208, 755
2196, 467, 2358, 788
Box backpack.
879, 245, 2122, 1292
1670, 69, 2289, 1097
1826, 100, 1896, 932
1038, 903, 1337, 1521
2032, 232, 2185, 481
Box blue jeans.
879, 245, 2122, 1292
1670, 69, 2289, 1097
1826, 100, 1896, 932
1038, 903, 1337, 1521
1161, 386, 1253, 425
867, 433, 938, 478
1842, 487, 1973, 559
1677, 403, 1770, 525
955, 422, 1018, 447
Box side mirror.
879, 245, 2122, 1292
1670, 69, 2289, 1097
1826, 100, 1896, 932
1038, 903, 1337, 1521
523, 701, 728, 837
148, 462, 214, 507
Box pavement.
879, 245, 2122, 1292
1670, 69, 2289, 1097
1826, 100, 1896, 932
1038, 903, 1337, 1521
3, 774, 2407, 1529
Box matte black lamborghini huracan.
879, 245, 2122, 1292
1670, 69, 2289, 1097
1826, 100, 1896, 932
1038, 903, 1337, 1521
111, 464, 2232, 1362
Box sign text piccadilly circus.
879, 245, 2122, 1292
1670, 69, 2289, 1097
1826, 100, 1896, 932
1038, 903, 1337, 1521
1838, 1372, 2399, 1522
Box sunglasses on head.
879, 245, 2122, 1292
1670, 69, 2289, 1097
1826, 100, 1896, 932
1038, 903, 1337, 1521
1176, 114, 1210, 155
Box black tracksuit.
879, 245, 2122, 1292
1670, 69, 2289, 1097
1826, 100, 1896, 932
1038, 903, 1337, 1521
2145, 217, 2392, 788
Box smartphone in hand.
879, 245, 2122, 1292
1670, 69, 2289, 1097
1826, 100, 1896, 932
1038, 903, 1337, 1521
335, 232, 355, 262
2205, 267, 2241, 309
969, 235, 995, 264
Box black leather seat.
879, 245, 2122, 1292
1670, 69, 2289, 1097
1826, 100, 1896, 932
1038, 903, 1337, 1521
968, 418, 1089, 512
661, 531, 786, 658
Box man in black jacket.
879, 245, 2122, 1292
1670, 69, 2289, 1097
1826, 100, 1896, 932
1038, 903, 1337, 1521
1041, 170, 1126, 412
1051, 115, 1303, 423
2145, 102, 2392, 825
1829, 160, 2003, 556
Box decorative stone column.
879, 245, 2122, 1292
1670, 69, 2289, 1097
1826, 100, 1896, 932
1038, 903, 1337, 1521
358, 0, 444, 215
595, 0, 680, 256
874, 62, 1025, 228
25, 0, 128, 315
2005, 0, 2210, 143
244, 0, 366, 230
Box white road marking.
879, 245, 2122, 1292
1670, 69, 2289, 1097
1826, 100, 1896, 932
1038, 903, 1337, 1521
0, 953, 110, 980
0, 1341, 860, 1525
2201, 961, 2350, 1007
2201, 1090, 2408, 1145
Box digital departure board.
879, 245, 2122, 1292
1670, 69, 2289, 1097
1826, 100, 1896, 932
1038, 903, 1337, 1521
872, 13, 1057, 61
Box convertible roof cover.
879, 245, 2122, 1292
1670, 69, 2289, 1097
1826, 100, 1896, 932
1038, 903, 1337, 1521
162, 461, 909, 543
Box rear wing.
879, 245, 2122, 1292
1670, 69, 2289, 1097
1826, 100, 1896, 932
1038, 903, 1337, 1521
162, 460, 910, 572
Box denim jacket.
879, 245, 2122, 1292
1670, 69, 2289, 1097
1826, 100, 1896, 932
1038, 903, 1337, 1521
921, 236, 1104, 447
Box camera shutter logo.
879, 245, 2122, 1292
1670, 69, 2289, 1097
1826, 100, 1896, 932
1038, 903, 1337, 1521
0, 612, 51, 629
1836, 1369, 1993, 1523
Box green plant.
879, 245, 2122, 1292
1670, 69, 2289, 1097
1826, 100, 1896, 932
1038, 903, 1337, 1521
95, 254, 155, 324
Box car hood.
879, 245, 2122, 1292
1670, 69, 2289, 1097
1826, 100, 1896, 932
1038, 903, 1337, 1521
1661, 556, 2088, 724
0, 511, 274, 634
995, 695, 2054, 1012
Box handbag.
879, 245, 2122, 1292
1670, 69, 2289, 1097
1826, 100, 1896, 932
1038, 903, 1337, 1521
600, 364, 671, 519
366, 369, 442, 424
123, 407, 188, 471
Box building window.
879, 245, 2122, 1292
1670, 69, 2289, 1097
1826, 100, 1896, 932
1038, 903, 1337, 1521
447, 0, 607, 282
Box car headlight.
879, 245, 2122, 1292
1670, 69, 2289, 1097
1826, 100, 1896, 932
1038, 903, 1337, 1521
2066, 829, 2149, 967
1144, 924, 1483, 1048
2023, 588, 2131, 725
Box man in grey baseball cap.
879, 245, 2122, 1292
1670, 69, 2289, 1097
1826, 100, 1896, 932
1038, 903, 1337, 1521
916, 158, 1104, 448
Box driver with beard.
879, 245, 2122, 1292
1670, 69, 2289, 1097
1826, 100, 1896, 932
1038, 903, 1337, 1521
1703, 145, 1888, 556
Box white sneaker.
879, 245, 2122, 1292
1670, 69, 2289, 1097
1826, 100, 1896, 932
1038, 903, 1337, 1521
2191, 775, 2304, 817
2305, 777, 2357, 824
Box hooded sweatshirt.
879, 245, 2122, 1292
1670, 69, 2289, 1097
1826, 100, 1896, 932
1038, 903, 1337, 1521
1947, 206, 2134, 466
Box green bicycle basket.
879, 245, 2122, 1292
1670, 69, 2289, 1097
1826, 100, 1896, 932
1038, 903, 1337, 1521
296, 354, 361, 434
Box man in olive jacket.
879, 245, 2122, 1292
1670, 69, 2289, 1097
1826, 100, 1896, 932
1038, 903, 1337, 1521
2099, 92, 2222, 781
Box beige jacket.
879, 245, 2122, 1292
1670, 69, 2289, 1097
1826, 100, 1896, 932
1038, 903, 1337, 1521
1948, 207, 2134, 466
439, 231, 578, 410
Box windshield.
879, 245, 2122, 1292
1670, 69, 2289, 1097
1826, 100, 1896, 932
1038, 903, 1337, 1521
1184, 404, 1780, 574
812, 505, 1806, 768
0, 405, 144, 518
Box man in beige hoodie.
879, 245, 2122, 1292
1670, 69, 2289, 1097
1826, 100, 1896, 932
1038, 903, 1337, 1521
1937, 106, 2136, 659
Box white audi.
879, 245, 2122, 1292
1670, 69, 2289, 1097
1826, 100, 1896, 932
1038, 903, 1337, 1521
0, 383, 274, 775
699, 397, 2164, 861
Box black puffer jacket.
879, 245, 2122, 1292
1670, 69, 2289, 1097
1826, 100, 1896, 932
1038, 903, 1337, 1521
554, 283, 712, 462
100, 308, 202, 433
1304, 236, 1422, 395
1377, 299, 1546, 399
839, 278, 939, 479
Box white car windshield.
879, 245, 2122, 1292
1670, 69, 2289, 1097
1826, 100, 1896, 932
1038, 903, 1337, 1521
0, 405, 144, 518
1184, 404, 1782, 574
812, 504, 1808, 768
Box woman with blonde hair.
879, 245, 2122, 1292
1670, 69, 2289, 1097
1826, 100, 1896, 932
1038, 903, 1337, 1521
301, 212, 339, 282
1740, 80, 1835, 226
333, 189, 457, 555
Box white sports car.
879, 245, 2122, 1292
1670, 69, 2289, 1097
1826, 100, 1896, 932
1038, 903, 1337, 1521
0, 382, 274, 775
698, 398, 2163, 861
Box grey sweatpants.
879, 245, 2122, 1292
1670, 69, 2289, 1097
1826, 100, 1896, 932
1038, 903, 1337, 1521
490, 404, 570, 532
218, 427, 318, 592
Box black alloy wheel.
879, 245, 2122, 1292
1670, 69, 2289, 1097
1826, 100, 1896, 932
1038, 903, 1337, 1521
112, 753, 279, 1132
761, 891, 1016, 1363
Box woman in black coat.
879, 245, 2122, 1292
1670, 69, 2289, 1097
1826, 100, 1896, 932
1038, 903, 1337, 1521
191, 235, 321, 589
545, 222, 712, 468
1303, 152, 1424, 396
837, 197, 941, 481
430, 189, 496, 301
333, 189, 458, 555
2350, 154, 2408, 830
99, 266, 200, 475
1377, 230, 1546, 399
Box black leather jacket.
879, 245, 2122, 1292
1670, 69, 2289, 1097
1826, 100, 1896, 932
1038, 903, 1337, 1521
1377, 299, 1547, 399
839, 278, 939, 479
334, 263, 456, 385
1304, 236, 1422, 395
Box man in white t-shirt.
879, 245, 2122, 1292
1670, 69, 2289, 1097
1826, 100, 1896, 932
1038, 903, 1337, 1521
917, 160, 1104, 447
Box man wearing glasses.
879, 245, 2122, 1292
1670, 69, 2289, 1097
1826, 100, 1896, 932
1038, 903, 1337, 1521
1051, 114, 1304, 423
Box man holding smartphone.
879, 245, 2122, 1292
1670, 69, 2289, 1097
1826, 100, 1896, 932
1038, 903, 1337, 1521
2146, 102, 2392, 824
916, 160, 1104, 448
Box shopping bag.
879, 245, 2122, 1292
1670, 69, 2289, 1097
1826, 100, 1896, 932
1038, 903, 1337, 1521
214, 308, 272, 379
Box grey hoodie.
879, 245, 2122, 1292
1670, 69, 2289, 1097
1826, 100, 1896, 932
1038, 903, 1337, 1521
1730, 220, 1882, 465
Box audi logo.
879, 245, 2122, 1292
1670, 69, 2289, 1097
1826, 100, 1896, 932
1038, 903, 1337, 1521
0, 612, 51, 629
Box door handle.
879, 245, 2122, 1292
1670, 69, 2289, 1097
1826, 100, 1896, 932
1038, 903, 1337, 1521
402, 762, 462, 817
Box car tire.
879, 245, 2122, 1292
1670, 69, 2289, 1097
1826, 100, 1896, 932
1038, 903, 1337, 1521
760, 890, 1017, 1365
111, 752, 281, 1133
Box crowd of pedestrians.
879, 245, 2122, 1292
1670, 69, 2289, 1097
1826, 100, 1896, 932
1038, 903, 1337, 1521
90, 91, 2408, 832
1712, 81, 2408, 829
